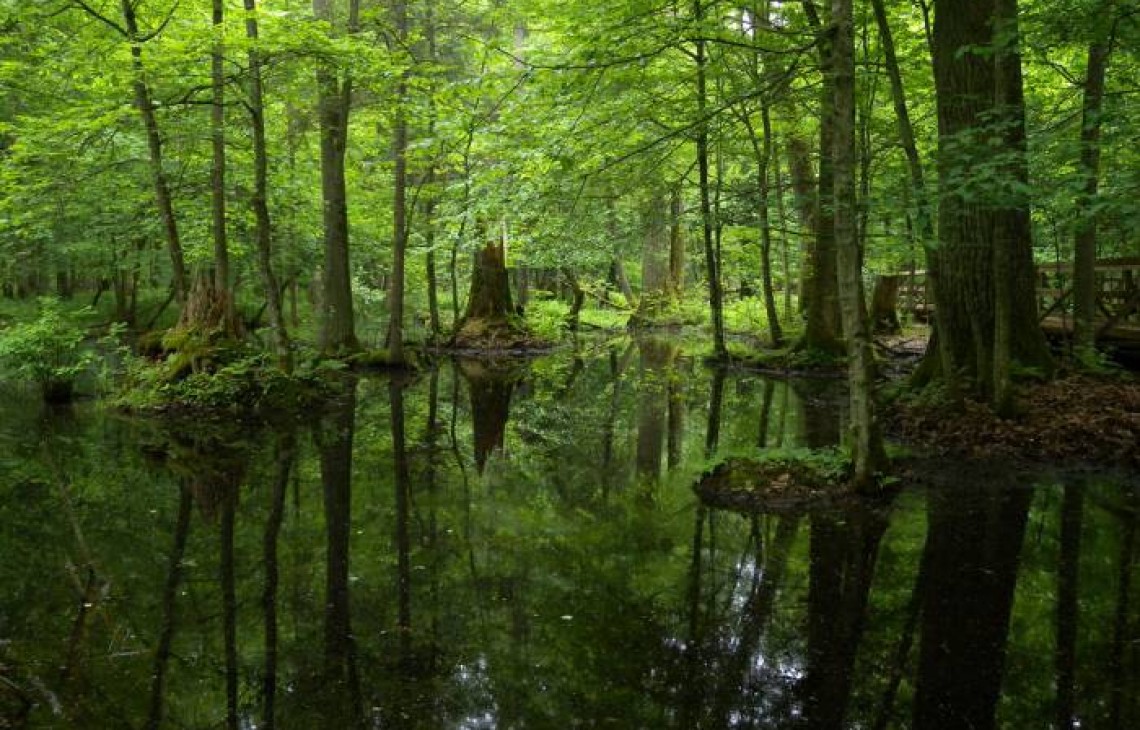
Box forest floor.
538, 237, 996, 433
882, 347, 1140, 468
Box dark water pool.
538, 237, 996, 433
1, 340, 1137, 728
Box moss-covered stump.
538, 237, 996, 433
694, 455, 853, 514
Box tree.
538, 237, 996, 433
244, 0, 292, 370
67, 0, 189, 307
314, 0, 360, 355
1072, 1, 1119, 360
926, 0, 1053, 405
832, 0, 885, 487
385, 0, 410, 365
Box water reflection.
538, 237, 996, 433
0, 344, 1137, 729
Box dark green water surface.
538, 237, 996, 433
1, 341, 1137, 728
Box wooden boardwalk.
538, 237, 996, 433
895, 258, 1140, 344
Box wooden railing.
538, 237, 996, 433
893, 258, 1140, 342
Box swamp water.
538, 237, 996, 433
1, 340, 1137, 729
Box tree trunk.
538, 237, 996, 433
694, 0, 728, 360
833, 0, 885, 489
800, 1, 844, 355
211, 0, 229, 300
386, 0, 409, 364
563, 268, 585, 331
1073, 4, 1114, 359
244, 0, 292, 371
929, 0, 1052, 402
314, 0, 360, 355
631, 191, 674, 326
669, 187, 685, 293
774, 137, 793, 318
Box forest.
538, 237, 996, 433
1, 0, 1139, 728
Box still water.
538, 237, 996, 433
1, 340, 1137, 729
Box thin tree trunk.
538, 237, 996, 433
211, 0, 229, 300
1073, 4, 1114, 358
118, 0, 188, 305
694, 0, 727, 360
833, 0, 884, 488
669, 188, 685, 293
244, 0, 292, 370
760, 105, 783, 345
774, 137, 793, 318
387, 0, 409, 364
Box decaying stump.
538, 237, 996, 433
870, 274, 901, 334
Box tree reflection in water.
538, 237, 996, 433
0, 347, 1136, 728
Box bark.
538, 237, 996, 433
1073, 6, 1114, 358
244, 0, 292, 371
314, 0, 360, 354
774, 137, 793, 318
386, 0, 410, 364
833, 0, 885, 488
800, 1, 843, 355
929, 0, 1052, 402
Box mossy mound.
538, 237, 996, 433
450, 317, 550, 353
728, 345, 847, 376
695, 454, 853, 514
115, 349, 341, 417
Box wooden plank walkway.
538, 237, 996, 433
894, 258, 1140, 344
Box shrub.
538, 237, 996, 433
0, 298, 98, 402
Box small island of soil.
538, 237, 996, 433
695, 456, 860, 514
886, 373, 1140, 467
